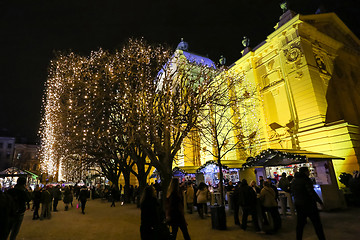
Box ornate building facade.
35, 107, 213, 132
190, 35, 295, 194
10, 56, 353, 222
228, 10, 360, 178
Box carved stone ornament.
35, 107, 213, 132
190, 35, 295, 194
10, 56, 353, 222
284, 42, 302, 63
314, 54, 328, 74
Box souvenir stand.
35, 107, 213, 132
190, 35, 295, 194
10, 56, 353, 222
172, 167, 196, 183
0, 167, 39, 189
242, 149, 346, 210
196, 161, 231, 205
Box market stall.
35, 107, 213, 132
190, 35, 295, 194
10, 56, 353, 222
172, 167, 196, 183
0, 167, 40, 190
242, 149, 346, 210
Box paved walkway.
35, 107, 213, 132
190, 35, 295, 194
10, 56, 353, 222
16, 199, 360, 240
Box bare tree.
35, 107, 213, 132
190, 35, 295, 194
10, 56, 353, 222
196, 68, 260, 206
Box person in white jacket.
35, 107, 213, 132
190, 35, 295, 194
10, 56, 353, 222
196, 182, 210, 218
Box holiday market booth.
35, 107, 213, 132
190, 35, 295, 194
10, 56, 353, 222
242, 149, 346, 210
196, 160, 242, 205
0, 167, 40, 190
172, 167, 196, 183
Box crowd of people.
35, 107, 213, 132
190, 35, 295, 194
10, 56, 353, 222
140, 166, 326, 240
0, 180, 106, 239
0, 166, 326, 240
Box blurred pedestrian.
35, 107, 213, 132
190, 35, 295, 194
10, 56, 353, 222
278, 172, 295, 216
233, 183, 241, 225
52, 185, 62, 212
110, 185, 118, 207
166, 178, 191, 240
0, 183, 14, 239
140, 186, 169, 240
185, 182, 194, 214
196, 182, 209, 219
239, 179, 260, 232
32, 185, 41, 219
78, 186, 88, 214
259, 181, 281, 233
63, 186, 72, 211
250, 180, 260, 194
7, 177, 31, 240
40, 186, 52, 220
259, 176, 264, 189
291, 167, 326, 240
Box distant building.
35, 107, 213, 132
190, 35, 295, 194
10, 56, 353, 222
0, 136, 15, 171
13, 144, 41, 175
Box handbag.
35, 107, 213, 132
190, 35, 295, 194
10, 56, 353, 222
155, 222, 171, 240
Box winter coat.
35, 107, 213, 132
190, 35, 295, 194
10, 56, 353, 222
63, 188, 73, 204
53, 187, 62, 200
41, 189, 52, 204
33, 189, 42, 205
165, 192, 186, 225
7, 184, 31, 214
78, 188, 88, 202
291, 172, 323, 207
141, 197, 163, 227
239, 185, 257, 207
259, 186, 277, 208
278, 177, 291, 192
196, 188, 209, 204
186, 186, 194, 203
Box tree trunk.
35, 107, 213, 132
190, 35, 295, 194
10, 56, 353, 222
122, 170, 131, 203
160, 170, 172, 209
217, 155, 225, 206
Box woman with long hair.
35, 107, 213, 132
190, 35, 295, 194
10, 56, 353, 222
196, 182, 209, 218
140, 185, 168, 240
166, 178, 191, 240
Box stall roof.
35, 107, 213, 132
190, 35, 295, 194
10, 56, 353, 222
243, 149, 345, 168
175, 166, 198, 174
0, 167, 28, 177
272, 149, 345, 161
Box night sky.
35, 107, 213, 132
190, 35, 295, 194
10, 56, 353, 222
0, 0, 359, 144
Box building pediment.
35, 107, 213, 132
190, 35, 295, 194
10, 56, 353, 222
300, 13, 360, 52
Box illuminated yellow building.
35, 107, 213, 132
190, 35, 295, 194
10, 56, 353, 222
231, 9, 360, 179
176, 10, 360, 183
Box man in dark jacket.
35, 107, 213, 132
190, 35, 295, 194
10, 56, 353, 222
291, 167, 326, 240
32, 185, 42, 219
40, 186, 52, 220
7, 177, 31, 240
0, 184, 14, 239
239, 179, 260, 231
52, 185, 62, 211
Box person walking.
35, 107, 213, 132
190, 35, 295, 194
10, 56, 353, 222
185, 182, 194, 214
166, 178, 191, 240
239, 179, 260, 231
196, 182, 209, 219
232, 183, 241, 225
78, 185, 89, 214
63, 186, 72, 211
6, 177, 31, 240
110, 185, 118, 207
52, 185, 62, 212
259, 181, 281, 233
40, 186, 52, 220
140, 186, 168, 240
32, 185, 41, 219
291, 167, 326, 240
